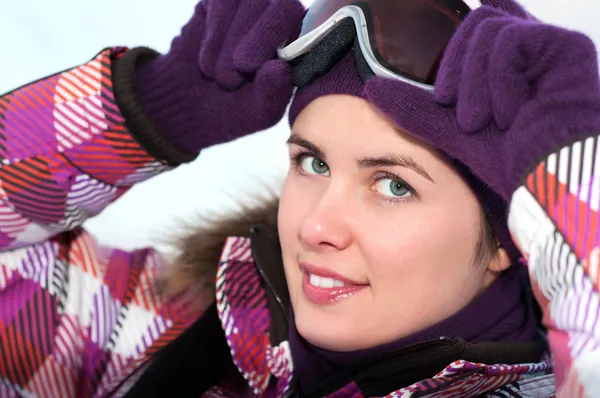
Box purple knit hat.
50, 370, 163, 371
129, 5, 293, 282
288, 52, 521, 261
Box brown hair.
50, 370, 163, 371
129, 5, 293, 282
473, 207, 500, 266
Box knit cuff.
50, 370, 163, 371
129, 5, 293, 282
111, 47, 198, 165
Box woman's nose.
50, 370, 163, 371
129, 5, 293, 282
299, 190, 352, 252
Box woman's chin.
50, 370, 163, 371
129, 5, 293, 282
294, 304, 374, 352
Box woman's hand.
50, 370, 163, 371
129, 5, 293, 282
362, 0, 600, 200
133, 0, 306, 155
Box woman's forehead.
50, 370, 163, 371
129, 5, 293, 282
293, 96, 442, 163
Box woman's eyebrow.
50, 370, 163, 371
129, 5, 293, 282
286, 134, 326, 160
356, 154, 435, 183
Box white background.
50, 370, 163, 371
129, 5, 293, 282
0, 0, 598, 254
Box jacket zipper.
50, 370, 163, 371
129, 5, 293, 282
254, 260, 288, 321
250, 226, 289, 323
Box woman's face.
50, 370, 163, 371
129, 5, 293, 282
278, 95, 508, 352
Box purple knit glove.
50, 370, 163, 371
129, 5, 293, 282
363, 3, 600, 200
135, 0, 305, 155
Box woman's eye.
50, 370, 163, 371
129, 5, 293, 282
300, 156, 330, 176
374, 178, 412, 199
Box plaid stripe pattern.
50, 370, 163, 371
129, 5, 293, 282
0, 49, 200, 397
509, 135, 600, 397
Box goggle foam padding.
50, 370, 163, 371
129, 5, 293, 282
292, 18, 370, 87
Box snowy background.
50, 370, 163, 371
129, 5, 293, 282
0, 0, 598, 253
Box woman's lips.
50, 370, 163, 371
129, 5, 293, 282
300, 263, 368, 305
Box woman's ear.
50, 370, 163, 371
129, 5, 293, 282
482, 246, 512, 290
488, 246, 511, 273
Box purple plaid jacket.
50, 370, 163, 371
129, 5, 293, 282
0, 47, 598, 397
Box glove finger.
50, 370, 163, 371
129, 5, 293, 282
173, 2, 208, 57
480, 0, 530, 19
488, 22, 532, 130
215, 0, 270, 88
364, 77, 458, 154
456, 16, 511, 133
435, 6, 506, 105
524, 25, 598, 98
199, 0, 241, 79
234, 0, 305, 73
245, 60, 294, 131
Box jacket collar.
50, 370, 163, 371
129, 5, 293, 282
215, 230, 292, 396
215, 226, 553, 397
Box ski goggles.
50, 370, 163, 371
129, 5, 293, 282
278, 0, 472, 91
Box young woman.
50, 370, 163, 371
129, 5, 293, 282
0, 0, 597, 396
